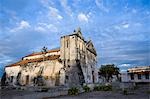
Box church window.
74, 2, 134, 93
66, 40, 69, 48
10, 76, 14, 82
65, 75, 69, 80
68, 65, 70, 68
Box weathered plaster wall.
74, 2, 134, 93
19, 60, 64, 87
5, 66, 21, 85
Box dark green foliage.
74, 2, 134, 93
123, 89, 128, 95
41, 88, 49, 92
68, 87, 79, 95
133, 85, 138, 90
103, 85, 112, 91
94, 85, 112, 91
99, 64, 120, 82
147, 90, 150, 94
83, 85, 90, 92
94, 86, 103, 91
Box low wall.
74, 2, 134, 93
120, 82, 136, 89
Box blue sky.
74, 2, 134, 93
0, 0, 150, 76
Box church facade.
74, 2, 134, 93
5, 28, 98, 87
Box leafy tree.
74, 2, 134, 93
99, 64, 120, 82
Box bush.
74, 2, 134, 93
94, 85, 112, 91
68, 87, 79, 95
133, 85, 138, 90
147, 90, 150, 94
94, 86, 103, 91
123, 89, 128, 95
83, 85, 90, 92
103, 85, 112, 91
41, 88, 49, 92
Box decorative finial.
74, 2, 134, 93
41, 46, 48, 53
77, 27, 81, 32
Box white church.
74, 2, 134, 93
4, 28, 99, 87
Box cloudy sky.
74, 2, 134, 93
0, 0, 150, 76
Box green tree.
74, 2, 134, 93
99, 64, 120, 82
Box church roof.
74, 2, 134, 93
86, 40, 97, 56
24, 48, 60, 57
6, 55, 60, 67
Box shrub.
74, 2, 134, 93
103, 85, 112, 91
68, 87, 79, 95
123, 89, 128, 95
147, 90, 150, 94
94, 85, 112, 91
94, 86, 102, 91
83, 85, 90, 92
133, 85, 138, 90
41, 88, 49, 92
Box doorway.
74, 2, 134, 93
26, 75, 29, 85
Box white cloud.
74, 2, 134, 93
113, 22, 130, 30
95, 0, 109, 13
60, 0, 72, 16
122, 23, 130, 28
46, 24, 58, 32
48, 7, 63, 20
0, 54, 14, 65
19, 21, 30, 29
114, 25, 121, 30
120, 69, 127, 73
78, 13, 89, 22
119, 64, 131, 67
35, 26, 46, 32
35, 22, 58, 33
10, 20, 30, 32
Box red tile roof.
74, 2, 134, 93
6, 55, 60, 67
24, 49, 60, 57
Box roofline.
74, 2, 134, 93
5, 55, 60, 68
24, 48, 60, 57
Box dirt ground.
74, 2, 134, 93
46, 90, 149, 99
46, 84, 150, 99
1, 84, 149, 99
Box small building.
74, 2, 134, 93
121, 66, 150, 83
4, 28, 99, 87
